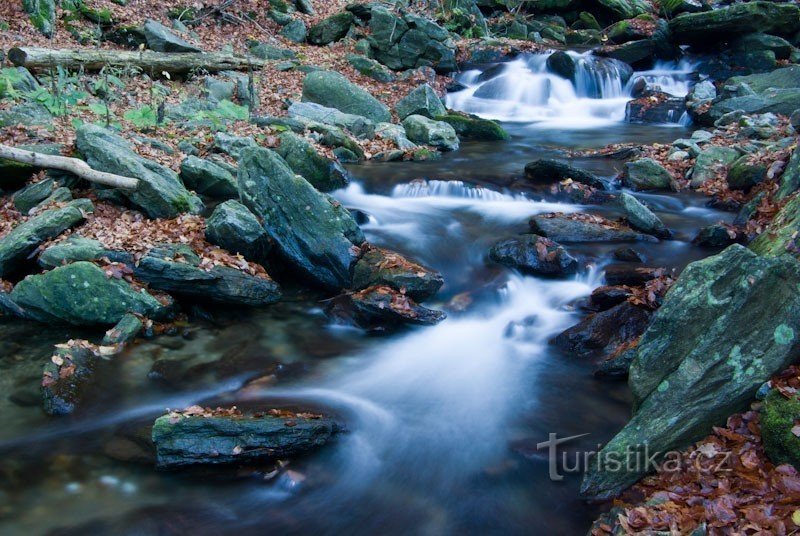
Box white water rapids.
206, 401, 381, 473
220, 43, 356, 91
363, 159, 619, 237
446, 52, 695, 127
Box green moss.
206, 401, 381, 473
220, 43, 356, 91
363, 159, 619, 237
23, 0, 55, 36
436, 113, 510, 141
762, 390, 800, 469
80, 6, 113, 25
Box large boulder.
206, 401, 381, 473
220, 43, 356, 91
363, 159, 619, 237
10, 261, 171, 326
669, 2, 800, 45
0, 199, 93, 277
524, 159, 606, 189
352, 246, 443, 301
530, 214, 657, 243
395, 84, 446, 120
402, 115, 459, 151
276, 132, 349, 192
701, 67, 800, 123
205, 200, 272, 264
133, 244, 281, 307
622, 158, 674, 191
581, 245, 800, 499
237, 147, 365, 290
180, 156, 238, 199
152, 408, 342, 468
302, 71, 391, 124
76, 125, 203, 218
367, 6, 456, 73
143, 20, 202, 53
489, 235, 578, 277
308, 12, 354, 45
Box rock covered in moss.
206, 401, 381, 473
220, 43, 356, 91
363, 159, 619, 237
205, 200, 272, 264
23, 0, 55, 37
280, 19, 307, 43
152, 407, 342, 468
581, 245, 800, 499
690, 146, 740, 187
352, 246, 443, 301
237, 147, 365, 290
436, 112, 509, 141
402, 115, 459, 151
489, 235, 578, 277
102, 313, 143, 346
302, 71, 391, 124
346, 54, 394, 83
10, 261, 171, 325
761, 390, 800, 470
727, 155, 768, 191
622, 158, 674, 191
308, 12, 354, 45
276, 132, 349, 192
669, 1, 800, 45
0, 199, 93, 278
76, 125, 203, 218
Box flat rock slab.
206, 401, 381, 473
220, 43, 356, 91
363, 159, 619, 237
530, 214, 658, 243
152, 408, 342, 468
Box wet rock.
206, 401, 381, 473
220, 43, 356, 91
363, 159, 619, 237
76, 125, 203, 218
288, 101, 375, 140
524, 159, 606, 189
589, 285, 634, 311
276, 132, 349, 192
619, 192, 670, 238
41, 341, 100, 416
152, 408, 342, 468
342, 285, 446, 328
102, 313, 143, 346
546, 51, 575, 80
727, 155, 768, 191
237, 147, 365, 290
530, 214, 658, 243
604, 264, 663, 286
625, 93, 686, 124
594, 346, 637, 380
402, 115, 459, 152
134, 244, 281, 307
436, 112, 509, 141
205, 200, 271, 264
0, 199, 93, 278
308, 12, 354, 45
346, 54, 394, 83
581, 245, 800, 500
692, 223, 744, 248
395, 84, 446, 120
352, 246, 443, 301
690, 146, 740, 188
595, 40, 654, 66
10, 261, 171, 325
489, 235, 578, 277
622, 158, 674, 191
669, 2, 800, 45
367, 6, 456, 73
143, 19, 201, 53
761, 390, 800, 470
180, 156, 238, 199
613, 247, 645, 263
302, 71, 391, 124
552, 301, 652, 357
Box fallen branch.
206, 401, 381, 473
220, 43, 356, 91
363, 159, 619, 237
0, 145, 139, 189
8, 47, 268, 75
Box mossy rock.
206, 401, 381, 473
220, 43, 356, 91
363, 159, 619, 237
23, 0, 55, 37
762, 390, 800, 469
437, 113, 509, 141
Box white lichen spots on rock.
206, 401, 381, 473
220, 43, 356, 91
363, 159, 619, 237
657, 380, 669, 393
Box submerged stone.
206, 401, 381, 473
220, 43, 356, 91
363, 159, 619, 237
41, 341, 100, 416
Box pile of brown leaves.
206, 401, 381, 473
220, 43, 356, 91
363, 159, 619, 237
165, 405, 323, 422
595, 405, 800, 534
538, 211, 628, 230
627, 273, 675, 309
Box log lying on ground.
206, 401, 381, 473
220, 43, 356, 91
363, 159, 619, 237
8, 47, 269, 74
0, 145, 139, 189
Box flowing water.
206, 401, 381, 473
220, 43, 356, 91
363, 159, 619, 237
0, 56, 728, 535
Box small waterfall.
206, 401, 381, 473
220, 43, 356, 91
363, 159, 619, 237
391, 179, 512, 201
447, 52, 696, 127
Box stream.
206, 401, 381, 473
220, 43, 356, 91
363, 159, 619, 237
0, 53, 731, 535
